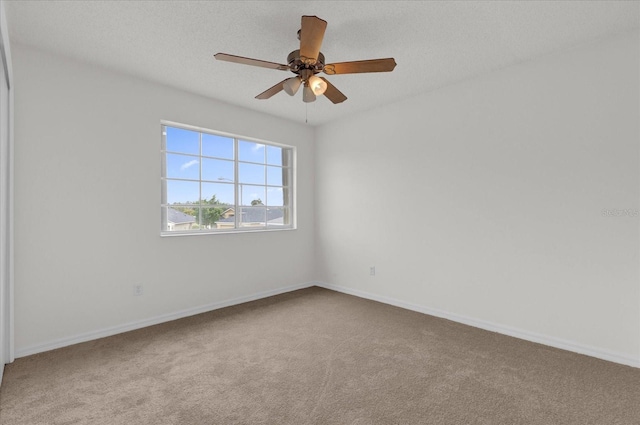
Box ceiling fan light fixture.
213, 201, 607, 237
307, 75, 327, 96
302, 84, 316, 103
283, 77, 301, 96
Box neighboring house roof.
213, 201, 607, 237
216, 207, 283, 224
168, 207, 196, 224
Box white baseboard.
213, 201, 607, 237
314, 281, 640, 369
15, 281, 315, 359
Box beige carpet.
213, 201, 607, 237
1, 287, 639, 425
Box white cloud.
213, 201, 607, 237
251, 143, 265, 153
180, 159, 199, 171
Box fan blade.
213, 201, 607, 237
215, 53, 289, 71
320, 77, 347, 104
255, 79, 288, 100
299, 16, 327, 65
324, 58, 397, 75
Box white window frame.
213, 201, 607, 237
160, 121, 295, 236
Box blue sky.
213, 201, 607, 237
164, 126, 286, 206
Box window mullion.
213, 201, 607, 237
234, 138, 239, 229
199, 132, 203, 230
161, 125, 168, 231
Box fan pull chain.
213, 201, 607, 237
305, 103, 308, 124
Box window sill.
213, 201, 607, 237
160, 226, 296, 237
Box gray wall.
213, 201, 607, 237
13, 44, 316, 355
315, 31, 640, 365
11, 30, 640, 367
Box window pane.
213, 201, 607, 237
239, 163, 265, 185
241, 185, 266, 206
164, 206, 198, 231
239, 140, 265, 163
266, 187, 284, 206
202, 158, 234, 182
166, 180, 199, 204
266, 166, 283, 186
240, 207, 266, 227
165, 127, 199, 154
213, 206, 236, 230
162, 125, 293, 234
166, 153, 200, 180
201, 182, 234, 205
198, 207, 228, 230
267, 207, 286, 227
202, 133, 233, 159
266, 145, 282, 166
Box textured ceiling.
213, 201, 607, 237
5, 1, 639, 126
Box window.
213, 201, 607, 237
161, 123, 294, 234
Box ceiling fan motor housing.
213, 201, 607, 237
287, 49, 325, 78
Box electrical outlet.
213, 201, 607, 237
369, 266, 376, 276
133, 284, 144, 296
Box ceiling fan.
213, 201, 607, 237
214, 15, 397, 104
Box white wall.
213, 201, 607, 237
13, 44, 315, 355
10, 30, 640, 367
0, 0, 13, 376
315, 31, 640, 366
